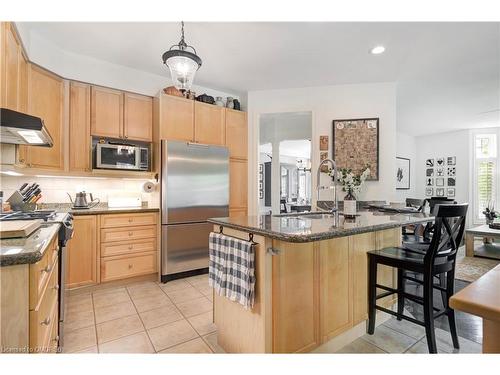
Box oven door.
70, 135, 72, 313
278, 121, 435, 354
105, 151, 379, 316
96, 144, 140, 170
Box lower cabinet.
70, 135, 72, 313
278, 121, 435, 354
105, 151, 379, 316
66, 215, 98, 288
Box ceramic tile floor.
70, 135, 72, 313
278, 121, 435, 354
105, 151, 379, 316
63, 274, 218, 353
64, 274, 482, 354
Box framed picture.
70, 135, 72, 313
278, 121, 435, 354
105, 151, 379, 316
426, 159, 434, 167
447, 167, 456, 176
436, 188, 445, 197
436, 157, 445, 167
447, 177, 456, 186
447, 188, 456, 197
319, 135, 329, 151
436, 178, 445, 187
332, 118, 379, 180
425, 187, 434, 196
436, 167, 444, 177
426, 178, 434, 186
426, 168, 434, 177
447, 156, 456, 165
258, 164, 263, 173
396, 157, 410, 190
320, 152, 329, 173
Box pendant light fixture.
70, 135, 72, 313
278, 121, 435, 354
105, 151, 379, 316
162, 21, 202, 92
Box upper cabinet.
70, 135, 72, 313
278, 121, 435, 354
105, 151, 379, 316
194, 101, 226, 145
225, 109, 248, 160
124, 93, 153, 142
1, 22, 28, 112
69, 82, 91, 172
91, 86, 152, 142
91, 86, 123, 139
24, 65, 65, 170
159, 94, 194, 142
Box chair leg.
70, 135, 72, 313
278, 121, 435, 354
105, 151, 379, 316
423, 273, 438, 353
367, 256, 377, 335
439, 273, 447, 310
397, 269, 405, 320
446, 270, 460, 349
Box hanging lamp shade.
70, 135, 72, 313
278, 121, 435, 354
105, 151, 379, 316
162, 22, 202, 91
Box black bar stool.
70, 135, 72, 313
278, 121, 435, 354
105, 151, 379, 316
367, 203, 468, 353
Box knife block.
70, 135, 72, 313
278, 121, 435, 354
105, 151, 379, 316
6, 191, 37, 211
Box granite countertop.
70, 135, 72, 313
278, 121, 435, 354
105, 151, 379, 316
37, 203, 160, 216
0, 223, 60, 267
208, 209, 434, 243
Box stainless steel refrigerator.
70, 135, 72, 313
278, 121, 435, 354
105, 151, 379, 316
161, 140, 229, 282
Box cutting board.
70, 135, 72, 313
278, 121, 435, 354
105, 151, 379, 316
0, 220, 42, 239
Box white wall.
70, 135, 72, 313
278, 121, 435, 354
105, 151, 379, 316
248, 82, 397, 214
17, 26, 241, 105
395, 132, 417, 202
1, 175, 159, 207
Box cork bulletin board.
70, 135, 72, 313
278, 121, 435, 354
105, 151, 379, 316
332, 118, 379, 180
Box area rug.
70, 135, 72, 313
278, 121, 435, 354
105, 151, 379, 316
455, 255, 500, 282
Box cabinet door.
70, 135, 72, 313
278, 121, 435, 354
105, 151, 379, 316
194, 101, 225, 145
69, 82, 91, 172
272, 240, 319, 353
27, 65, 64, 170
351, 232, 376, 324
225, 109, 247, 159
67, 215, 98, 288
91, 86, 123, 138
1, 22, 20, 110
124, 93, 153, 142
229, 159, 248, 209
159, 94, 194, 141
17, 51, 28, 113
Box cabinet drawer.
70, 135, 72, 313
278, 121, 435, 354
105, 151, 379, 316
100, 213, 157, 228
29, 236, 59, 309
100, 251, 157, 282
101, 238, 157, 257
100, 225, 157, 243
29, 258, 59, 351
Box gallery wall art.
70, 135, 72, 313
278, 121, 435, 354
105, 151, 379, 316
424, 156, 456, 198
332, 118, 379, 180
396, 157, 410, 190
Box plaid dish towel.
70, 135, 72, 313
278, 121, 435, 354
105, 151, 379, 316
208, 232, 256, 310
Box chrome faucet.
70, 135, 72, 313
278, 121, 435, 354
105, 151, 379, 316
316, 158, 338, 213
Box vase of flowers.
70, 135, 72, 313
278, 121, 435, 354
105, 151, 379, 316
483, 202, 498, 225
330, 167, 371, 218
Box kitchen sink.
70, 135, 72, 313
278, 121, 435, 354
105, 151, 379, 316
274, 211, 337, 220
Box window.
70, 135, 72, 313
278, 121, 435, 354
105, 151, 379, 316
473, 132, 498, 222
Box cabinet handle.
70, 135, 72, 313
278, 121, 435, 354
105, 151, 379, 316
53, 285, 60, 291
124, 135, 128, 139
128, 218, 133, 222
19, 158, 25, 163
42, 265, 52, 273
128, 232, 133, 236
53, 335, 60, 342
128, 264, 133, 269
128, 245, 133, 250
41, 317, 51, 326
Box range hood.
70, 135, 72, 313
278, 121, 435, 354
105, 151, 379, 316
0, 108, 53, 147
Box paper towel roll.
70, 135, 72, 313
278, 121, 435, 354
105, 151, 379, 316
142, 181, 156, 193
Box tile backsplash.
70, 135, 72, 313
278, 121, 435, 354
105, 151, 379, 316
0, 175, 159, 207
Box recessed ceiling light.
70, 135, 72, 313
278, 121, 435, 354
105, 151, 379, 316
370, 46, 385, 55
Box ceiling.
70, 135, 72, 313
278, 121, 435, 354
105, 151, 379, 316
19, 22, 500, 136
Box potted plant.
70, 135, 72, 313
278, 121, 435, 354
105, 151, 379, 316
483, 202, 498, 225
329, 166, 371, 218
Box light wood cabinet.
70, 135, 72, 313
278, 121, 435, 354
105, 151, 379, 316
194, 101, 226, 145
124, 92, 153, 141
230, 159, 248, 209
91, 85, 123, 138
225, 109, 247, 159
100, 212, 157, 228
272, 240, 319, 353
159, 94, 194, 141
100, 251, 157, 283
22, 65, 64, 170
67, 215, 98, 288
69, 82, 91, 172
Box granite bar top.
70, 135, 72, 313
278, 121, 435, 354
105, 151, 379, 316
37, 203, 159, 216
0, 223, 60, 267
208, 210, 434, 243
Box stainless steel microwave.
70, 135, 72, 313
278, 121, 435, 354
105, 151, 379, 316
95, 143, 149, 171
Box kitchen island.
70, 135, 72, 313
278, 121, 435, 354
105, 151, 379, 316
208, 210, 433, 353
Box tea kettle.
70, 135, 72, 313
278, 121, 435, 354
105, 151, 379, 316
67, 191, 100, 209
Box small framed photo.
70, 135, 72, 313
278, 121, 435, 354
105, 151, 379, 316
436, 167, 444, 177
436, 188, 445, 197
447, 156, 456, 166
436, 178, 445, 187
447, 177, 456, 186
320, 152, 329, 173
436, 157, 445, 167
426, 168, 434, 177
425, 187, 434, 196
258, 164, 263, 173
426, 178, 434, 186
447, 167, 456, 176
447, 188, 456, 197
426, 159, 434, 167
319, 135, 329, 151
258, 190, 263, 199
258, 182, 263, 190
396, 157, 410, 190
